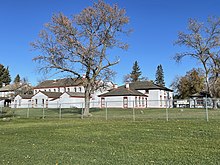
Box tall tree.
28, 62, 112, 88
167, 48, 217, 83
14, 74, 21, 84
174, 17, 220, 98
0, 64, 11, 87
155, 64, 165, 87
130, 61, 142, 82
170, 68, 205, 99
31, 0, 130, 116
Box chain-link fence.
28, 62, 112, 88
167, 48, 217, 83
1, 98, 220, 121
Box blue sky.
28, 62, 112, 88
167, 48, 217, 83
0, 0, 220, 87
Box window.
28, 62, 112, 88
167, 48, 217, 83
19, 99, 21, 106
79, 87, 82, 92
74, 87, 77, 92
135, 97, 138, 107
42, 99, 45, 105
123, 97, 128, 108
101, 98, 105, 108
54, 89, 56, 92
197, 99, 203, 106
35, 99, 38, 105
145, 98, 148, 108
164, 96, 167, 107
142, 97, 145, 107
139, 97, 141, 106
58, 88, 60, 92
68, 88, 70, 92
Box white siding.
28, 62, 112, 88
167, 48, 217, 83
99, 96, 147, 108
13, 95, 31, 108
60, 93, 85, 108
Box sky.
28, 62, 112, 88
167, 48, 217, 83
0, 0, 220, 87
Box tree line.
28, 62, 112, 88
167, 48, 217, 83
123, 61, 165, 87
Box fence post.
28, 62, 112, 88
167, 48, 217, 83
27, 103, 30, 118
42, 104, 45, 119
133, 101, 135, 122
205, 95, 209, 122
81, 103, 84, 119
166, 99, 169, 121
105, 102, 108, 121
59, 104, 62, 120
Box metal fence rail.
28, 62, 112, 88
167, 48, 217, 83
1, 99, 220, 121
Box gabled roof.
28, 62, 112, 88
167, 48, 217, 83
190, 91, 211, 98
17, 94, 33, 99
0, 83, 30, 92
99, 87, 147, 97
120, 81, 173, 91
37, 91, 63, 99
65, 92, 85, 98
34, 78, 83, 89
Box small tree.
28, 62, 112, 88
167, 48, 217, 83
14, 74, 21, 84
155, 64, 165, 87
31, 0, 130, 116
130, 61, 142, 82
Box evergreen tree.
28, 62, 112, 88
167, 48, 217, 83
130, 61, 142, 82
155, 64, 165, 87
14, 74, 21, 84
0, 64, 11, 87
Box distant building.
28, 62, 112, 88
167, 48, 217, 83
99, 81, 173, 108
33, 78, 84, 94
14, 78, 113, 108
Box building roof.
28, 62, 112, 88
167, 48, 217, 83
99, 81, 173, 97
120, 81, 173, 91
17, 94, 33, 99
190, 91, 211, 98
40, 91, 63, 99
65, 92, 85, 98
0, 84, 22, 92
99, 87, 147, 97
34, 78, 83, 89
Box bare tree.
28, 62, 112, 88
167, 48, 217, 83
31, 1, 130, 116
174, 17, 220, 98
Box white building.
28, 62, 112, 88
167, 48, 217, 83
14, 78, 113, 108
60, 92, 85, 108
31, 91, 62, 108
99, 81, 173, 108
33, 78, 84, 94
13, 94, 33, 108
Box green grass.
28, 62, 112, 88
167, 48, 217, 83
0, 118, 220, 164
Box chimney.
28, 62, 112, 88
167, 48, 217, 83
125, 82, 129, 89
113, 84, 118, 89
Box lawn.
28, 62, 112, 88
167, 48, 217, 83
0, 117, 220, 164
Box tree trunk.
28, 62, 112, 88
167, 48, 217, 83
212, 98, 218, 109
83, 84, 91, 117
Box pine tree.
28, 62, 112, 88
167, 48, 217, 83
0, 64, 11, 87
130, 61, 142, 82
155, 64, 165, 87
14, 74, 21, 84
